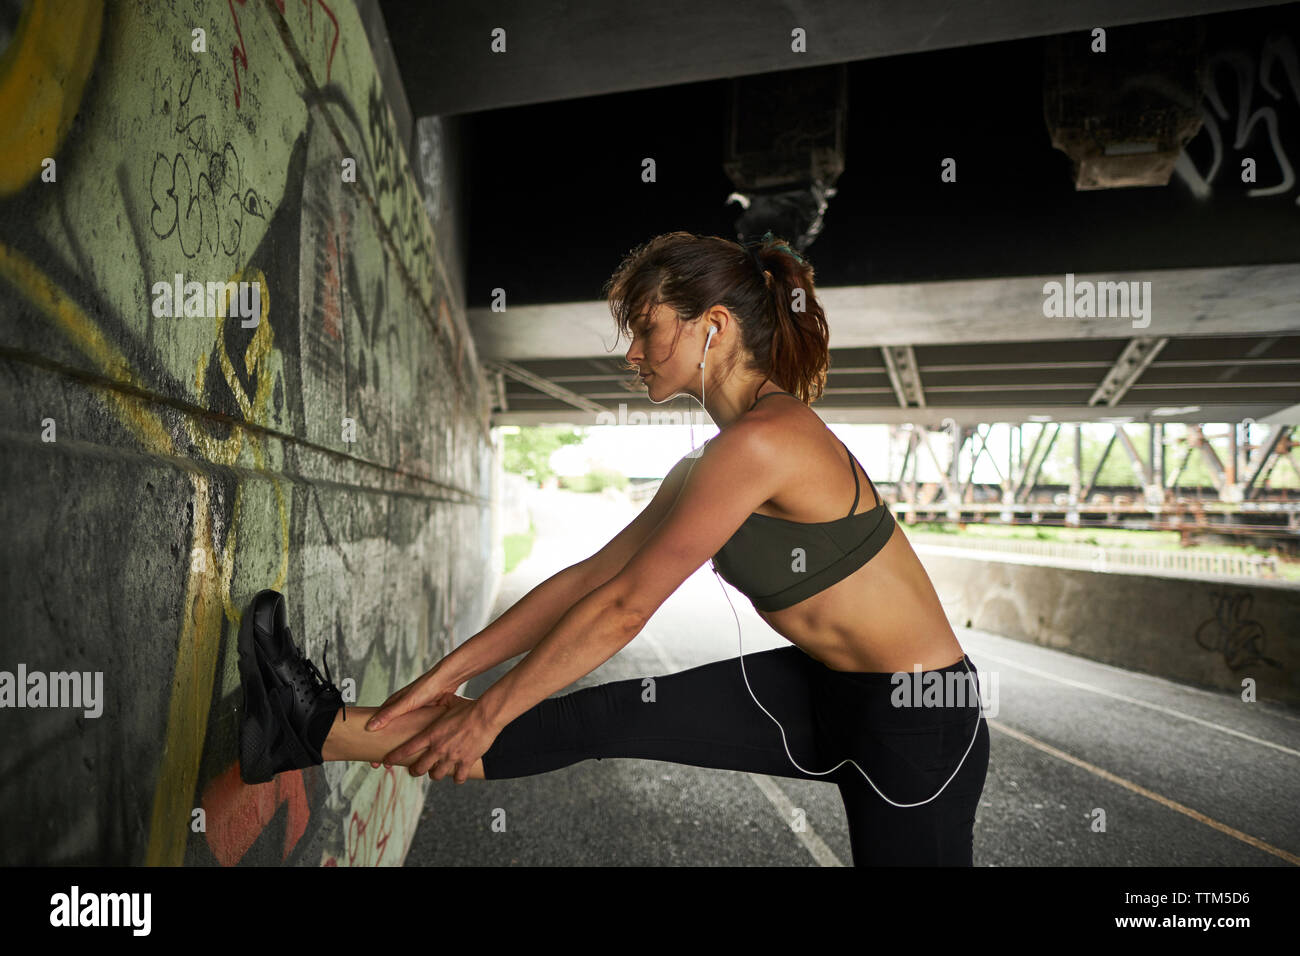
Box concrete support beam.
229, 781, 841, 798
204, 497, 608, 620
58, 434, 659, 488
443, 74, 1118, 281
492, 401, 1296, 427
470, 265, 1300, 360
387, 0, 1287, 117
1043, 19, 1205, 189
487, 360, 610, 415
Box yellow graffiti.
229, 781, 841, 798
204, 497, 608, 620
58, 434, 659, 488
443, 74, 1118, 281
0, 240, 173, 455
0, 239, 289, 866
144, 469, 225, 867
181, 270, 290, 626
188, 271, 274, 462
0, 0, 104, 196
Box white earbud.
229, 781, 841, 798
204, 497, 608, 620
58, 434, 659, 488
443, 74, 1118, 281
698, 325, 719, 369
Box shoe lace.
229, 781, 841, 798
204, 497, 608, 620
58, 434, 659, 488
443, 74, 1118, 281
289, 637, 346, 723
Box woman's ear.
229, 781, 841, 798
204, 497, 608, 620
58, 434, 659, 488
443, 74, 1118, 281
703, 305, 735, 339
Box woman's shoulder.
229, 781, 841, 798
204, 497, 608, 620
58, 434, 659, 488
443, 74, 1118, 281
744, 390, 818, 434
743, 396, 854, 477
713, 397, 819, 465
692, 392, 815, 458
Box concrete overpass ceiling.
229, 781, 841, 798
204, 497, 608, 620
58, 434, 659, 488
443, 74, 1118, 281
381, 0, 1291, 116
383, 2, 1300, 423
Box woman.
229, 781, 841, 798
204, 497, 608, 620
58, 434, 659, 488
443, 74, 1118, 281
237, 231, 990, 866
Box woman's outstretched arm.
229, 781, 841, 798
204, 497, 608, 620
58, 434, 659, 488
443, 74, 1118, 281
367, 456, 696, 731
454, 563, 607, 683
365, 561, 602, 732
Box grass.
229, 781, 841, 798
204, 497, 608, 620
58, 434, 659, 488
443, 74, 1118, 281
503, 518, 536, 575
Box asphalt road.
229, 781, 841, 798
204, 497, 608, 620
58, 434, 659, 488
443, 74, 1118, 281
405, 488, 1300, 866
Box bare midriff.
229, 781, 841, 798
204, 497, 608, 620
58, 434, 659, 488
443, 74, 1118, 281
740, 398, 965, 675
754, 522, 965, 674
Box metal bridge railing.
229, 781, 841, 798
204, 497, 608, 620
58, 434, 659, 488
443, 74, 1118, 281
626, 482, 1284, 580
910, 534, 1279, 579
627, 479, 663, 503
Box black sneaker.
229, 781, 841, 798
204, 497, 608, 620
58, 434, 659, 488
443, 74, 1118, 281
238, 589, 345, 785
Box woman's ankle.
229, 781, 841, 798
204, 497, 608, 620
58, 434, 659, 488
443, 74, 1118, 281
321, 702, 452, 764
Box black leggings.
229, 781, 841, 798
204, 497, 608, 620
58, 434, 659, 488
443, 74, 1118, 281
480, 645, 990, 866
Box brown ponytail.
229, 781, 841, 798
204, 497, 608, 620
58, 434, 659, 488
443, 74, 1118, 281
603, 231, 830, 403
749, 235, 830, 404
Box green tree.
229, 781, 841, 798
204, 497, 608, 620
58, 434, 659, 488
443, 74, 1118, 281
501, 426, 584, 484
559, 467, 629, 493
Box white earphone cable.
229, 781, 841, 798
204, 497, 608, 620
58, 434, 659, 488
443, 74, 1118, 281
690, 323, 984, 807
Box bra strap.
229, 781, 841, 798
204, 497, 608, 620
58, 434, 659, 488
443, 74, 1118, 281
747, 389, 797, 411
751, 397, 884, 513
865, 470, 883, 511
837, 438, 884, 513
836, 438, 862, 515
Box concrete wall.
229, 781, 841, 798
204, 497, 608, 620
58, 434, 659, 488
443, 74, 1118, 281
0, 0, 493, 864
919, 550, 1300, 706
500, 472, 535, 539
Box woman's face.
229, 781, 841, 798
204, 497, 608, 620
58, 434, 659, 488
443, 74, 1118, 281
625, 303, 699, 401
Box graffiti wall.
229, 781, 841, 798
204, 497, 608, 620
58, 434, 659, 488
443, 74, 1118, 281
0, 0, 494, 865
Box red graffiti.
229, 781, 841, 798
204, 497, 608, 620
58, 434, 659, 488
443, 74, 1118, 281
286, 0, 341, 83
202, 761, 311, 865
322, 225, 343, 341
228, 0, 250, 110
346, 766, 403, 866
229, 0, 341, 110
319, 206, 350, 342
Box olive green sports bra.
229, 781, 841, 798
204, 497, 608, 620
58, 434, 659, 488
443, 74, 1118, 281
709, 391, 896, 611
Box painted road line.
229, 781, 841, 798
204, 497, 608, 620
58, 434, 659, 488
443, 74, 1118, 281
989, 718, 1300, 865
975, 651, 1300, 758
640, 629, 844, 867
748, 772, 844, 867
